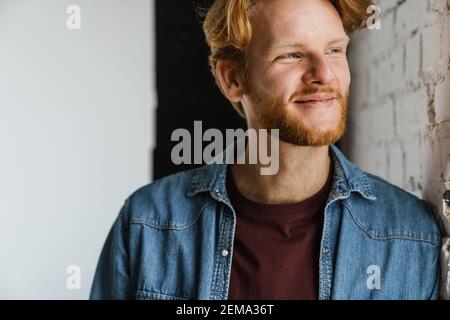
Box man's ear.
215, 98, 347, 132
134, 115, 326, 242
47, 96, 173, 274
215, 60, 245, 103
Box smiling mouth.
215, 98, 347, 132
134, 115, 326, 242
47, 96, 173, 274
294, 98, 336, 105
294, 93, 336, 105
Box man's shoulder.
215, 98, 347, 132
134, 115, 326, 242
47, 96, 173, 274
131, 166, 200, 199
122, 165, 215, 228
365, 171, 429, 208
350, 170, 441, 246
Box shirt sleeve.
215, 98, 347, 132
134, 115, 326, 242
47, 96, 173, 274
428, 239, 442, 300
89, 199, 132, 300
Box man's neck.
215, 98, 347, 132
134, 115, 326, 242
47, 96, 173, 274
230, 141, 331, 205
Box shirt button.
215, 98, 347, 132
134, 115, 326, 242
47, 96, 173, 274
221, 249, 229, 257
323, 247, 329, 256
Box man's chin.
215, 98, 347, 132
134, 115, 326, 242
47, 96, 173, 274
278, 128, 344, 147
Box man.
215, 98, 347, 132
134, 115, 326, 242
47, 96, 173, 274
90, 0, 441, 300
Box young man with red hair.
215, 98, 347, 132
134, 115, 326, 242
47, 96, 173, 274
91, 0, 441, 300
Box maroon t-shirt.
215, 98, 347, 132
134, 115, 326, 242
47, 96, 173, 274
226, 160, 333, 300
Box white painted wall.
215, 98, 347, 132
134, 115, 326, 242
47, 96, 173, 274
342, 0, 450, 298
0, 0, 155, 299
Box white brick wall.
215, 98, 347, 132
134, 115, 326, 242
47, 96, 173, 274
342, 0, 450, 299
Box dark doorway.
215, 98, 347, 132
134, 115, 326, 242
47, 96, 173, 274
153, 0, 246, 180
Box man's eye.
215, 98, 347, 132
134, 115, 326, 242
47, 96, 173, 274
327, 48, 343, 55
277, 52, 302, 60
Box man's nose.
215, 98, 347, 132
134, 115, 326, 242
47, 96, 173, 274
301, 54, 335, 85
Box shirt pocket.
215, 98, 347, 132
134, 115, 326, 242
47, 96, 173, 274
135, 290, 189, 300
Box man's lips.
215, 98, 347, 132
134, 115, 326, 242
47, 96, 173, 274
294, 94, 336, 104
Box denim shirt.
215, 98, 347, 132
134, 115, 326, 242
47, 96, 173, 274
90, 144, 441, 300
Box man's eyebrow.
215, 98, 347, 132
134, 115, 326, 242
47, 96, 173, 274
271, 37, 350, 51
327, 37, 350, 46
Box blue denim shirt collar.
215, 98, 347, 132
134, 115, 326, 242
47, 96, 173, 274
187, 144, 377, 203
